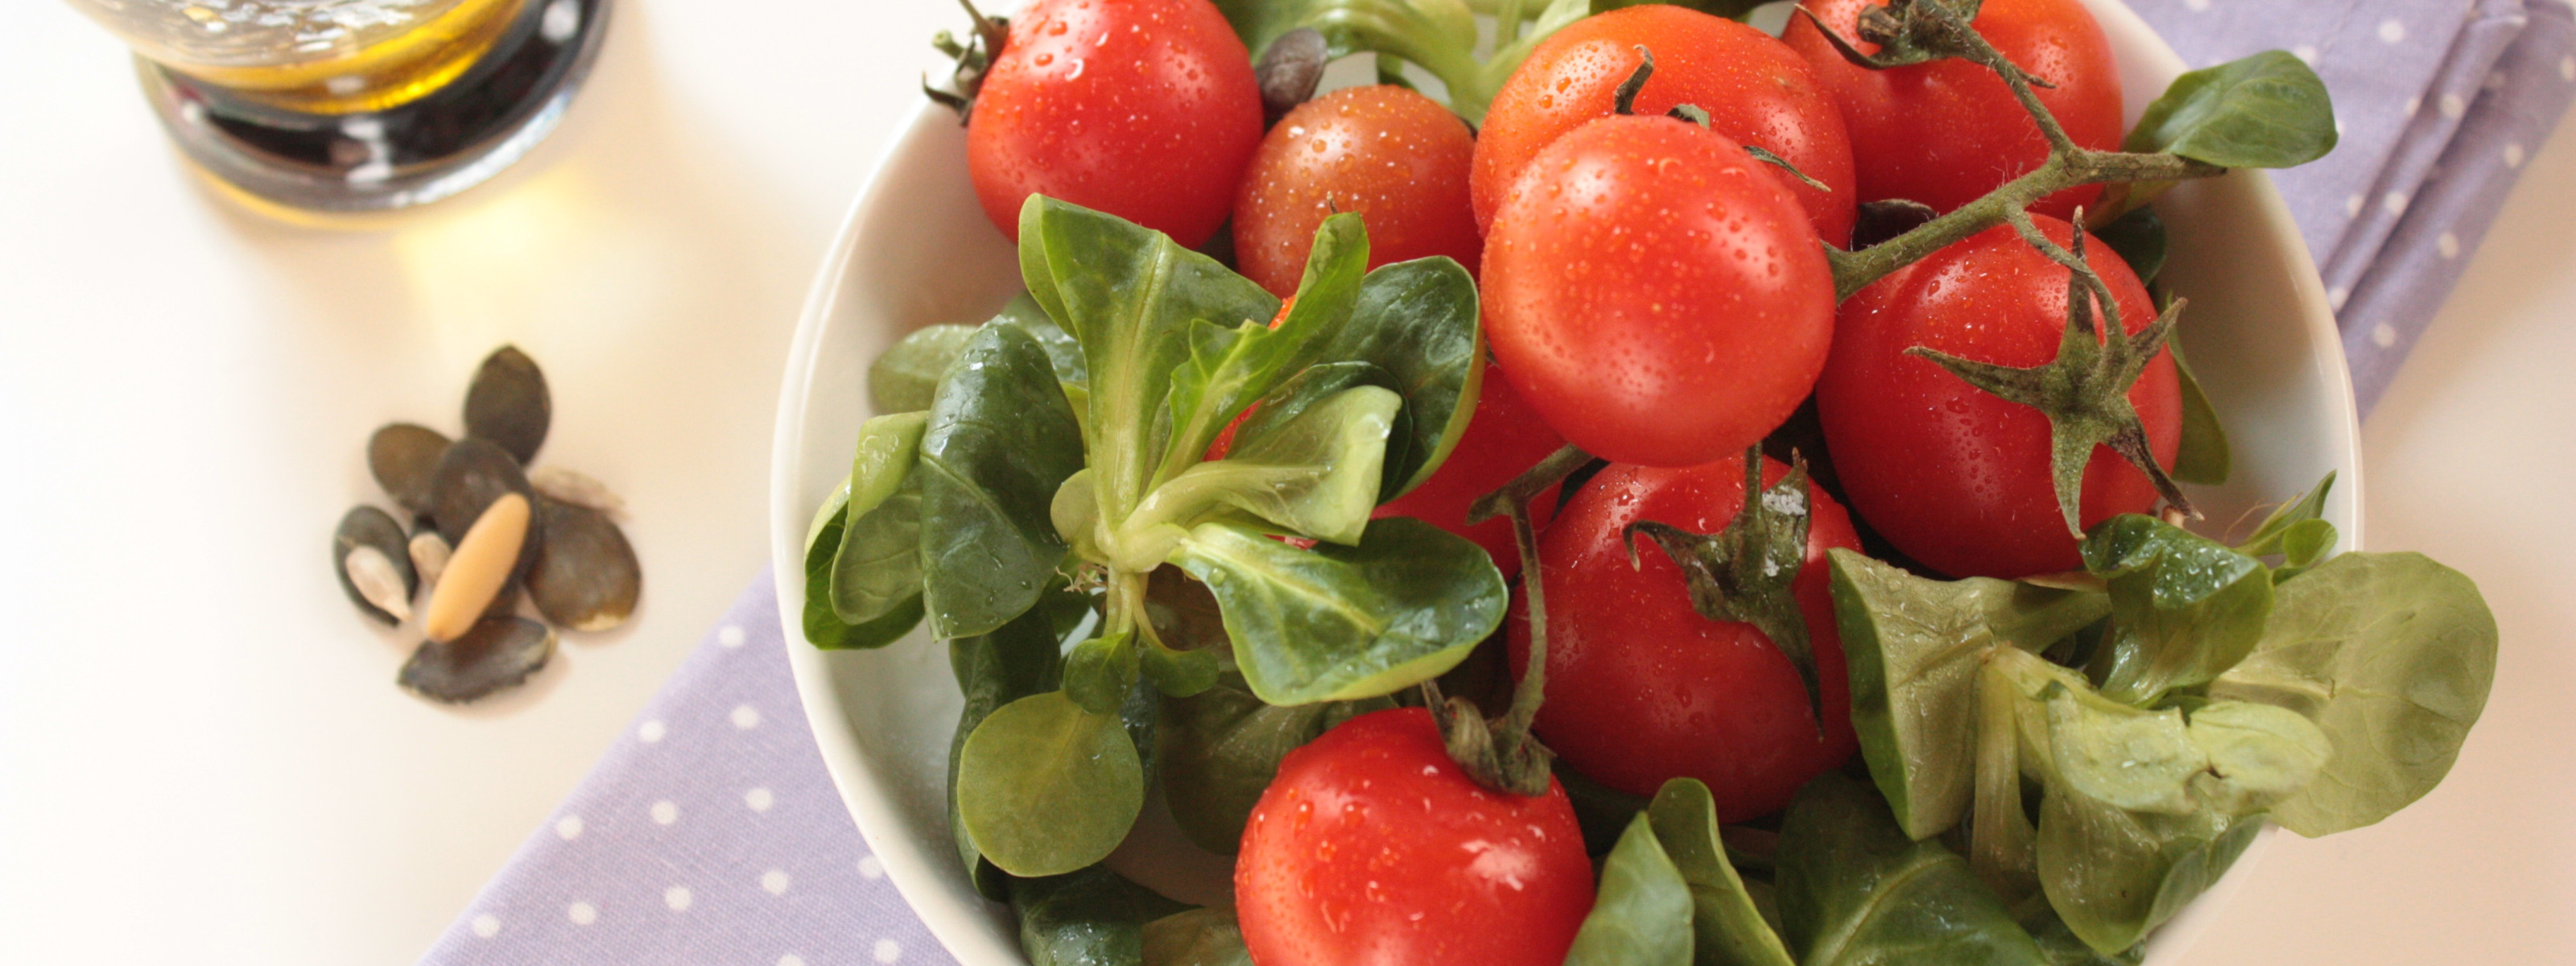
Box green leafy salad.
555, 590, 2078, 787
804, 0, 2501, 964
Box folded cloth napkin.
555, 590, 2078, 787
419, 4, 2576, 964
2132, 0, 2576, 409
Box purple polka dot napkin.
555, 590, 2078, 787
416, 572, 956, 966
418, 5, 2576, 964
2127, 0, 2576, 411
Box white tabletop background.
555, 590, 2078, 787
1, 1, 2567, 963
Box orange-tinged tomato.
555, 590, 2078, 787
1474, 5, 1857, 245
1234, 85, 1483, 298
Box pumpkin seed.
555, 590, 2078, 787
528, 497, 641, 632
424, 492, 532, 642
410, 530, 452, 587
398, 616, 555, 704
464, 345, 551, 464
368, 423, 452, 514
428, 436, 534, 546
334, 506, 416, 625
529, 465, 625, 515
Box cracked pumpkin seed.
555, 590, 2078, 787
334, 506, 416, 625
398, 616, 555, 704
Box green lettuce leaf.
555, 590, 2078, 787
1774, 772, 2046, 966
1170, 517, 1504, 705
2126, 50, 2339, 168
1827, 549, 2112, 840
2081, 515, 2273, 705
2208, 551, 2498, 836
1566, 813, 1697, 966
917, 324, 1087, 638
832, 411, 928, 625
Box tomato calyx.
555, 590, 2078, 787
1794, 0, 2030, 80
925, 0, 1010, 124
1421, 441, 1601, 797
1904, 215, 2198, 536
1622, 447, 1829, 730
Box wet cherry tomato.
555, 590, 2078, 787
1236, 707, 1593, 966
968, 0, 1262, 246
1507, 454, 1862, 823
1482, 115, 1835, 468
1816, 217, 2179, 578
1475, 4, 1857, 244
1783, 0, 2123, 220
1235, 85, 1484, 298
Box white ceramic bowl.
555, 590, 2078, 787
768, 3, 2361, 962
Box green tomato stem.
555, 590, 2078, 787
1824, 150, 2222, 301
1818, 0, 2227, 300
1467, 442, 1595, 526
1500, 498, 1550, 742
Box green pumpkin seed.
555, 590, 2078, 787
429, 437, 535, 547
368, 423, 451, 514
464, 345, 551, 464
528, 497, 641, 632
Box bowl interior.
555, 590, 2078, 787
767, 5, 2361, 963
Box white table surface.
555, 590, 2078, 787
0, 2, 2567, 964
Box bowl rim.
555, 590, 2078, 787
766, 97, 1034, 966
767, 2, 2366, 961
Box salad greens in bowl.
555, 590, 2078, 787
770, 2, 2497, 964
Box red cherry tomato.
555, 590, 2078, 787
968, 0, 1262, 246
1481, 115, 1835, 469
1475, 5, 1857, 245
1236, 707, 1593, 966
1235, 85, 1484, 299
1372, 362, 1567, 579
1506, 455, 1862, 823
1816, 217, 2180, 578
1782, 0, 2123, 220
